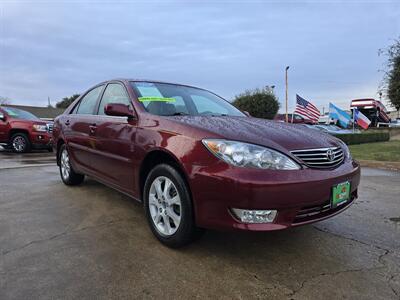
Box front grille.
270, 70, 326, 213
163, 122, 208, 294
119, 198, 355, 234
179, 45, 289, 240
296, 202, 331, 219
293, 194, 355, 224
291, 147, 344, 169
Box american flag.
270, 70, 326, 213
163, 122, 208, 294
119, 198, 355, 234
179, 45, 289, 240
294, 95, 321, 123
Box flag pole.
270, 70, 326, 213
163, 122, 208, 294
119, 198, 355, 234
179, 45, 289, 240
352, 108, 355, 133
285, 66, 289, 123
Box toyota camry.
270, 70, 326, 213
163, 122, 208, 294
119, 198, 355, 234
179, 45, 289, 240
52, 79, 360, 247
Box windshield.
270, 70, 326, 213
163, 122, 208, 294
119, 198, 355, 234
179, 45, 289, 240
2, 107, 40, 120
130, 82, 245, 117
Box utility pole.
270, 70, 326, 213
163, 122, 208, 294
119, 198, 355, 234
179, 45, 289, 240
48, 96, 51, 107
285, 66, 290, 123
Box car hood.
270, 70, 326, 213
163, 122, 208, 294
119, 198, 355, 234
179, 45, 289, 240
167, 116, 341, 151
10, 119, 48, 126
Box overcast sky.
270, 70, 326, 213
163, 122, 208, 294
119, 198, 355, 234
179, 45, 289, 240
0, 0, 399, 112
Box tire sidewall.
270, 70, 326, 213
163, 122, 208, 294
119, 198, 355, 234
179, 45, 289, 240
59, 144, 70, 184
11, 133, 30, 153
144, 164, 195, 247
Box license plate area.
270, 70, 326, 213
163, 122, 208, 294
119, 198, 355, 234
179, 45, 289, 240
332, 181, 350, 208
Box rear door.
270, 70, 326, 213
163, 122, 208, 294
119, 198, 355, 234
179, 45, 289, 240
64, 85, 104, 172
90, 82, 138, 193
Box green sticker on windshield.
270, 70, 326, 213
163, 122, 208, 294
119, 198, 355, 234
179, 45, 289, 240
138, 97, 176, 102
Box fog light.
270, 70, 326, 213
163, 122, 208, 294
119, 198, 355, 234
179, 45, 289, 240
231, 208, 277, 224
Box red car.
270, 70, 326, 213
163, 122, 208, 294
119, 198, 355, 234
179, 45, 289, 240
0, 106, 53, 152
52, 80, 360, 247
350, 98, 391, 126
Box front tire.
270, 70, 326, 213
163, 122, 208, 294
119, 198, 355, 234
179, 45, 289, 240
59, 144, 84, 186
144, 164, 203, 248
10, 133, 31, 153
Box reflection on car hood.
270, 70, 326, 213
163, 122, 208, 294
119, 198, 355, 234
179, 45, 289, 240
167, 116, 341, 151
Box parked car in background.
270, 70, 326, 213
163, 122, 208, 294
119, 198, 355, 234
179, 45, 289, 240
350, 99, 390, 127
274, 113, 314, 124
53, 79, 360, 247
318, 114, 330, 124
0, 106, 53, 152
314, 124, 359, 134
389, 118, 400, 128
299, 124, 360, 135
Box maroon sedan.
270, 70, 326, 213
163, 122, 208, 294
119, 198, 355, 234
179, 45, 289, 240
52, 79, 360, 247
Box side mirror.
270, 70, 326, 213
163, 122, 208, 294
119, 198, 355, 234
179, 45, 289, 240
104, 103, 135, 119
0, 112, 5, 121
243, 111, 251, 117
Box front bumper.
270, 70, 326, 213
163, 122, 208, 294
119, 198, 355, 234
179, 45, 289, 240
30, 132, 52, 149
187, 159, 361, 231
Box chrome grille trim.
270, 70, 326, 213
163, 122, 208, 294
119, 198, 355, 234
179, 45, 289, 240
291, 146, 344, 169
47, 123, 53, 133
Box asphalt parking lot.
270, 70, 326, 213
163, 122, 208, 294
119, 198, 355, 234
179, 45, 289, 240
0, 151, 399, 299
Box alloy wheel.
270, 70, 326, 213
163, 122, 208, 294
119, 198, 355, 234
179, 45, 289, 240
60, 149, 71, 180
12, 136, 26, 152
148, 176, 182, 236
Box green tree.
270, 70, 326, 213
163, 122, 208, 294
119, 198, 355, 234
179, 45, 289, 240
0, 96, 11, 105
56, 94, 80, 109
381, 38, 400, 118
232, 87, 280, 119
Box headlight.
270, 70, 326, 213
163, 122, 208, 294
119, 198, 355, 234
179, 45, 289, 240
32, 124, 48, 132
202, 139, 300, 170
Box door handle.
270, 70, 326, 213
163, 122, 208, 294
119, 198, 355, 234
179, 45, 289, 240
89, 124, 97, 135
65, 120, 70, 126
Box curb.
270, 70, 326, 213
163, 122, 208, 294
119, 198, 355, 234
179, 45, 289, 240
358, 160, 400, 171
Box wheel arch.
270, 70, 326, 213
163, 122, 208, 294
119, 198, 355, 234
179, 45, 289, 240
8, 128, 30, 141
139, 149, 192, 202
56, 138, 65, 166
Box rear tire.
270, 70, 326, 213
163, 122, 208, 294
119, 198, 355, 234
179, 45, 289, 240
59, 144, 84, 186
143, 164, 204, 248
10, 133, 31, 153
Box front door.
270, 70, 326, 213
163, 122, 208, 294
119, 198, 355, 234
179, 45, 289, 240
90, 83, 137, 193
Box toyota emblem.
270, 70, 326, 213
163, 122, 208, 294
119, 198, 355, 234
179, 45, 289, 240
326, 149, 335, 161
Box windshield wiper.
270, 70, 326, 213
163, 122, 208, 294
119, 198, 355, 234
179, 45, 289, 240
168, 112, 189, 116
210, 113, 228, 117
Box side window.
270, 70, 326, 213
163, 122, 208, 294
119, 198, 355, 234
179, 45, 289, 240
98, 83, 131, 115
76, 86, 103, 115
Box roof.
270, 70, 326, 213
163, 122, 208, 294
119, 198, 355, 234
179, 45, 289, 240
1, 104, 65, 119
106, 78, 208, 92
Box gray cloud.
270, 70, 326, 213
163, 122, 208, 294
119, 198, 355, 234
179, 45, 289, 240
0, 0, 399, 111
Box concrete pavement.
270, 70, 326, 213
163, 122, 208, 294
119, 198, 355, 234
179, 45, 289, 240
0, 151, 399, 299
